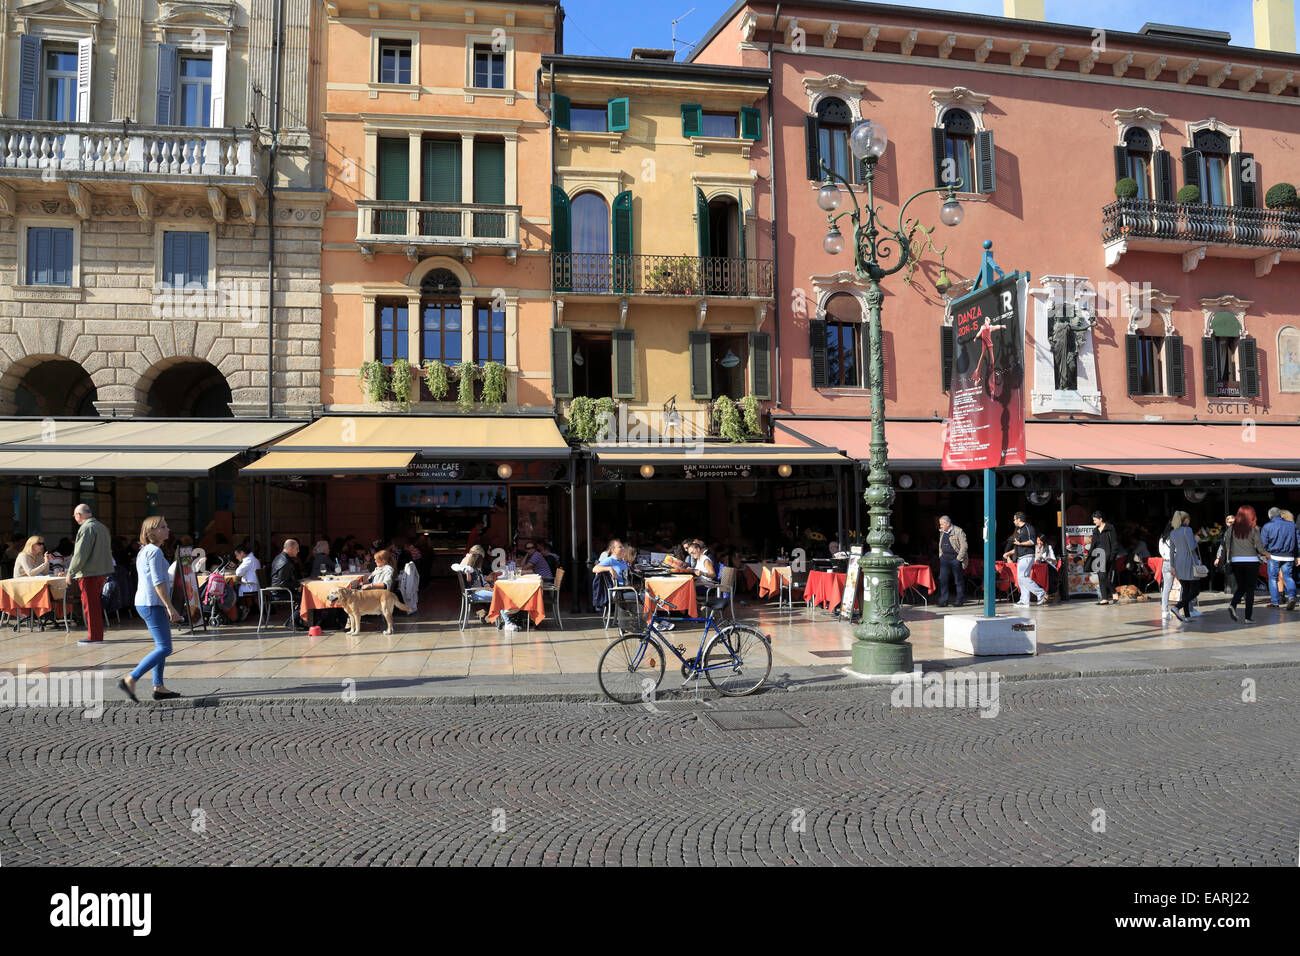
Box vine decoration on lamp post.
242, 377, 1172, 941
815, 118, 965, 676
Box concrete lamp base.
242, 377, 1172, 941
943, 615, 1038, 656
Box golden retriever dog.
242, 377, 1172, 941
327, 588, 410, 635
1113, 584, 1146, 604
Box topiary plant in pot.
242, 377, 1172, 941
1114, 177, 1139, 199
1265, 183, 1299, 210
1175, 184, 1201, 204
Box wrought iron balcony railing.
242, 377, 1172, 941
355, 201, 521, 248
1102, 198, 1300, 249
552, 252, 774, 297
0, 119, 261, 179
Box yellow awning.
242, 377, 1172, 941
593, 443, 848, 465
263, 416, 570, 458
241, 452, 415, 475
0, 450, 236, 476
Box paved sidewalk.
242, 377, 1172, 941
4, 585, 1298, 704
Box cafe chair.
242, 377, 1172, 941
780, 566, 808, 610
704, 566, 737, 624
456, 567, 493, 631
542, 567, 565, 629
255, 567, 295, 634
604, 582, 639, 630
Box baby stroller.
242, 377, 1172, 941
201, 572, 237, 626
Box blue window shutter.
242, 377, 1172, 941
156, 43, 179, 125
188, 232, 208, 287
163, 232, 180, 286
52, 229, 73, 286
18, 35, 41, 120
27, 228, 49, 284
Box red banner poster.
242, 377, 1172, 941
942, 273, 1028, 470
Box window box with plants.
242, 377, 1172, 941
563, 395, 617, 444
711, 395, 765, 443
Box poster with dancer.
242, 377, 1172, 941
942, 273, 1029, 470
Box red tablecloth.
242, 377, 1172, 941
898, 564, 935, 594
997, 560, 1050, 593
1147, 556, 1164, 579
803, 570, 847, 610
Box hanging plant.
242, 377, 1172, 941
567, 396, 597, 443
481, 361, 507, 407
389, 358, 413, 408
738, 395, 762, 438
593, 396, 616, 441
356, 360, 390, 405
422, 360, 450, 401
712, 395, 745, 443
454, 359, 477, 411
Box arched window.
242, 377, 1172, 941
940, 108, 975, 193
571, 191, 609, 293
1123, 127, 1153, 199
420, 269, 462, 369
815, 97, 852, 183
824, 293, 867, 388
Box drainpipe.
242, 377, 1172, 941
266, 0, 285, 418
766, 4, 782, 410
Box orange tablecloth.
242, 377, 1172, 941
642, 575, 698, 618
489, 576, 546, 625
0, 576, 68, 615
758, 565, 791, 598
803, 570, 847, 610
300, 575, 366, 616
1148, 557, 1165, 579
898, 564, 935, 594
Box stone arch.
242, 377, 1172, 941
139, 357, 235, 417
0, 354, 98, 417
403, 255, 473, 290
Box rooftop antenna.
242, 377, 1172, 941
671, 7, 696, 57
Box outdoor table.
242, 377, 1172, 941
757, 564, 791, 598
999, 560, 1051, 596
642, 574, 698, 618
0, 575, 71, 632
489, 574, 546, 626
803, 569, 847, 611
743, 563, 765, 591
898, 564, 936, 605
300, 575, 366, 618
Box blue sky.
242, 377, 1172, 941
560, 1, 1274, 59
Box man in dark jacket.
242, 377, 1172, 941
271, 539, 306, 629
1085, 510, 1119, 605
1260, 507, 1298, 610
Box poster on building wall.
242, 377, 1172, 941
515, 495, 549, 544
942, 273, 1029, 470
1064, 525, 1096, 596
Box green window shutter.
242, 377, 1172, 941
551, 327, 573, 399
748, 332, 771, 400
695, 186, 710, 258
421, 139, 461, 203
804, 115, 821, 179
740, 106, 761, 141
810, 318, 829, 389
931, 127, 947, 188
681, 104, 702, 137
551, 93, 570, 130
1166, 334, 1185, 397
1124, 334, 1142, 395
1232, 152, 1257, 208
473, 139, 505, 204
1201, 336, 1218, 397
1239, 337, 1260, 398
688, 330, 711, 400
975, 130, 996, 194
607, 97, 629, 132
612, 329, 636, 400
551, 185, 571, 292
1154, 150, 1175, 201
1113, 145, 1129, 184
1182, 147, 1202, 194
612, 190, 633, 294
377, 137, 409, 201
940, 325, 955, 392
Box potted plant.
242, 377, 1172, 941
1114, 177, 1139, 199
738, 395, 763, 439
1264, 182, 1298, 210
564, 396, 616, 443
422, 360, 450, 401
1175, 184, 1200, 204
356, 360, 390, 405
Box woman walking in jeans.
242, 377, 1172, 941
118, 516, 183, 702
1222, 505, 1269, 623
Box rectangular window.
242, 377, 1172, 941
25, 227, 74, 286
1202, 155, 1230, 206
162, 231, 209, 289
43, 48, 78, 121
420, 302, 462, 364
379, 40, 412, 84
377, 300, 409, 365
178, 56, 212, 128
472, 44, 505, 89
701, 111, 738, 138
826, 320, 866, 388
710, 333, 749, 399
944, 135, 974, 193
818, 127, 850, 181
1135, 336, 1164, 395
569, 106, 607, 132
475, 303, 506, 365
1215, 336, 1239, 395
1127, 153, 1151, 199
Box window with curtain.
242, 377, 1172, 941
941, 108, 975, 193
178, 56, 212, 127
43, 48, 78, 121
571, 191, 609, 293
1135, 335, 1164, 394
1215, 336, 1238, 388
570, 106, 607, 132
824, 293, 866, 388
702, 111, 738, 138
1124, 127, 1153, 200
1194, 130, 1232, 206
377, 300, 409, 365
475, 303, 506, 365
816, 97, 851, 182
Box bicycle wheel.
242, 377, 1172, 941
703, 625, 772, 697
598, 634, 666, 704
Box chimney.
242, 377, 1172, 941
1003, 0, 1045, 20
1253, 0, 1296, 52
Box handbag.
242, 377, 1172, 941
1192, 562, 1209, 579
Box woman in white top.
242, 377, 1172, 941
357, 550, 395, 590
13, 536, 50, 577
1158, 520, 1176, 619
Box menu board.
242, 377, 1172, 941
1064, 525, 1096, 596
841, 546, 863, 620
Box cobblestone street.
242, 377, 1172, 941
2, 667, 1297, 866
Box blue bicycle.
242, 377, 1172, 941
598, 593, 772, 703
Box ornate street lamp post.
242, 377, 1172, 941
816, 119, 965, 675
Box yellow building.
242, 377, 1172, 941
540, 52, 774, 440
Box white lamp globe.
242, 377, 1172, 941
939, 199, 965, 227
823, 230, 845, 255
849, 120, 888, 160
817, 183, 842, 211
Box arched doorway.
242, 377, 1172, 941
146, 360, 233, 417
11, 358, 98, 416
